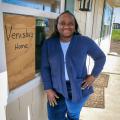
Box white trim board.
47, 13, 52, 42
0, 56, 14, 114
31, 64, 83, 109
0, 12, 7, 73
60, 0, 65, 13
0, 3, 59, 19
0, 71, 8, 106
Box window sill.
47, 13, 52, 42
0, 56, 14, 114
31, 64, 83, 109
8, 73, 42, 103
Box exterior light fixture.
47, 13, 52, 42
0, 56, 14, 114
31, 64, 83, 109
79, 0, 93, 11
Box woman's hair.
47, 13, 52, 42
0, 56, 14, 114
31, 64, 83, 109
50, 11, 80, 38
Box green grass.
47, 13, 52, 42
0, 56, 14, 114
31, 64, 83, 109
112, 29, 120, 41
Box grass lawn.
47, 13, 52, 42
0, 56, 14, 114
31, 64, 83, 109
112, 29, 120, 41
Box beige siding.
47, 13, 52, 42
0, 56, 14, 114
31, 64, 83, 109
0, 105, 6, 120
74, 1, 87, 35
92, 0, 105, 40
6, 84, 47, 120
85, 0, 96, 37
74, 12, 87, 35
74, 0, 105, 40
31, 84, 47, 120
6, 98, 20, 120
92, 0, 100, 39
74, 0, 105, 74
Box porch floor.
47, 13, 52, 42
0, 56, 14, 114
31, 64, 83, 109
80, 55, 120, 120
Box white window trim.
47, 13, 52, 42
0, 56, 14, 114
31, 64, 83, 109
0, 12, 8, 106
0, 0, 65, 17
0, 2, 59, 18
60, 0, 65, 13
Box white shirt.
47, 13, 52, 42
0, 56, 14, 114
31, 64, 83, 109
60, 41, 70, 81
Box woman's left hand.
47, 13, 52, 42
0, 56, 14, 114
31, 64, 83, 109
81, 75, 96, 89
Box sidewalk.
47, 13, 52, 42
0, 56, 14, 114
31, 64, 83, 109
80, 55, 120, 120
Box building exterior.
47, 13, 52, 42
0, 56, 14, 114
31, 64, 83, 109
0, 0, 120, 120
113, 23, 120, 29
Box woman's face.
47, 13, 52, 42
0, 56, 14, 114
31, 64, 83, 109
57, 13, 76, 40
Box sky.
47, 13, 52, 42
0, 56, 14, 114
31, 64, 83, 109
113, 8, 120, 23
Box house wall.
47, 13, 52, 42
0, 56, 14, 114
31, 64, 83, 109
74, 0, 106, 74
74, 0, 105, 44
6, 78, 48, 120
74, 0, 113, 54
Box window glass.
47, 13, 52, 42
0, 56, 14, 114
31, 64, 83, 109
35, 17, 55, 72
2, 0, 60, 13
65, 0, 74, 14
101, 2, 113, 38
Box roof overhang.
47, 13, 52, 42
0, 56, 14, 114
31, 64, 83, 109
108, 0, 120, 7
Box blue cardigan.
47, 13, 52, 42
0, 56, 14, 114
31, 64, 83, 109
41, 35, 106, 102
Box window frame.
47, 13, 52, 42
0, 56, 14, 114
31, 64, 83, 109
100, 1, 113, 39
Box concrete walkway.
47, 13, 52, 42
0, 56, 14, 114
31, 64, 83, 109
80, 55, 120, 120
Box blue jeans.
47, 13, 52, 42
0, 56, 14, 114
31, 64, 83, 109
47, 94, 67, 120
65, 96, 89, 120
47, 94, 89, 120
47, 82, 89, 120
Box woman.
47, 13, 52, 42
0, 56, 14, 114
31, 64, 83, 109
41, 11, 106, 120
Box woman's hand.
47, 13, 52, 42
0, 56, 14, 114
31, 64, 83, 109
45, 89, 59, 107
81, 75, 96, 89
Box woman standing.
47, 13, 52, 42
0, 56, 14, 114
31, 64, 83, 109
41, 11, 106, 120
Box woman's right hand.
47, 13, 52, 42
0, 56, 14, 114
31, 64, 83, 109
45, 89, 59, 107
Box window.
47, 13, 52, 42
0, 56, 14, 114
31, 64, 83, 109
101, 2, 113, 38
65, 0, 75, 14
2, 0, 60, 13
35, 17, 55, 72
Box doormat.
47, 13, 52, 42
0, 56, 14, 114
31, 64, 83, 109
84, 73, 109, 108
93, 73, 109, 88
84, 87, 105, 108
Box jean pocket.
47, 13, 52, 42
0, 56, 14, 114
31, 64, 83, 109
75, 78, 84, 86
82, 86, 94, 97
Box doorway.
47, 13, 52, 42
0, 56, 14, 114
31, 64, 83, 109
110, 8, 120, 56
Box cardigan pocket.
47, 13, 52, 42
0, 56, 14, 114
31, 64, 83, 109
72, 78, 84, 101
75, 77, 94, 97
